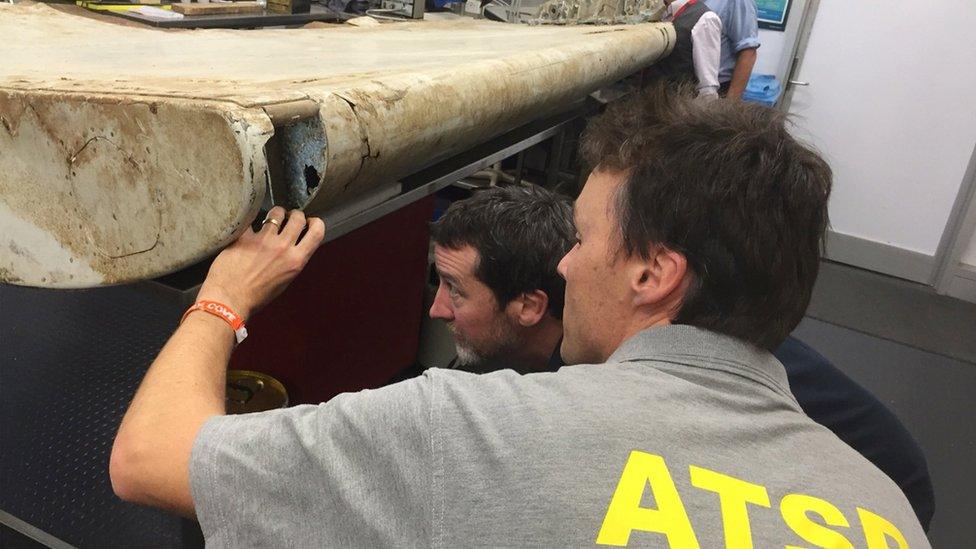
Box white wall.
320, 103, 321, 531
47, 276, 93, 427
754, 29, 786, 76
786, 0, 976, 258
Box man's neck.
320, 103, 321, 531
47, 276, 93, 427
515, 316, 565, 373
591, 311, 675, 365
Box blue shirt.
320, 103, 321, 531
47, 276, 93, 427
704, 0, 761, 82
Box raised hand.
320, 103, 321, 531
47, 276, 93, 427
196, 206, 326, 321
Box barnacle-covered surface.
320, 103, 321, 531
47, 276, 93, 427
0, 2, 674, 287
533, 0, 665, 25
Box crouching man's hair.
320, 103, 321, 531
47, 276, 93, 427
431, 185, 575, 318
582, 88, 832, 349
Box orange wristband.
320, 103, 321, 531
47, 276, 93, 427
181, 300, 248, 344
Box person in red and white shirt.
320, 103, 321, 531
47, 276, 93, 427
645, 0, 723, 99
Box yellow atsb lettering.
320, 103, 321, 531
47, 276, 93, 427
781, 493, 854, 549
858, 507, 909, 549
688, 465, 770, 549
596, 451, 700, 548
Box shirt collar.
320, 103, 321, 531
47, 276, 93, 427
664, 0, 692, 21
607, 324, 792, 397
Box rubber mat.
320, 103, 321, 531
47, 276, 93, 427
0, 283, 192, 547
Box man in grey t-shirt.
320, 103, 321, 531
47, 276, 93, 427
110, 88, 929, 547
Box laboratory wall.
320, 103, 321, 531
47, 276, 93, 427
754, 29, 786, 76
789, 1, 976, 258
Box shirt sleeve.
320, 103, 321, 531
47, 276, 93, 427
726, 0, 761, 53
691, 11, 722, 96
189, 374, 435, 547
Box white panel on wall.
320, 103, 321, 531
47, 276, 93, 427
962, 227, 976, 267
786, 1, 976, 257
754, 29, 785, 76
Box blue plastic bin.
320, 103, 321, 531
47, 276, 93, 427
742, 74, 782, 107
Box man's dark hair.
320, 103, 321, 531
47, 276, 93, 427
431, 185, 575, 318
581, 87, 832, 349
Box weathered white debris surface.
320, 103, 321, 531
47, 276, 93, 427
0, 3, 674, 287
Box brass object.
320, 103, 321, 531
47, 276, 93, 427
226, 370, 289, 414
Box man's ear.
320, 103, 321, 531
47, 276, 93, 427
508, 290, 550, 327
631, 246, 688, 308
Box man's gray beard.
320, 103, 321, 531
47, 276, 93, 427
451, 328, 521, 374
454, 345, 481, 368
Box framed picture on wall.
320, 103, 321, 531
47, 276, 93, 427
757, 0, 791, 31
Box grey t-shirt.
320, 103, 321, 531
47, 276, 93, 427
190, 325, 928, 547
